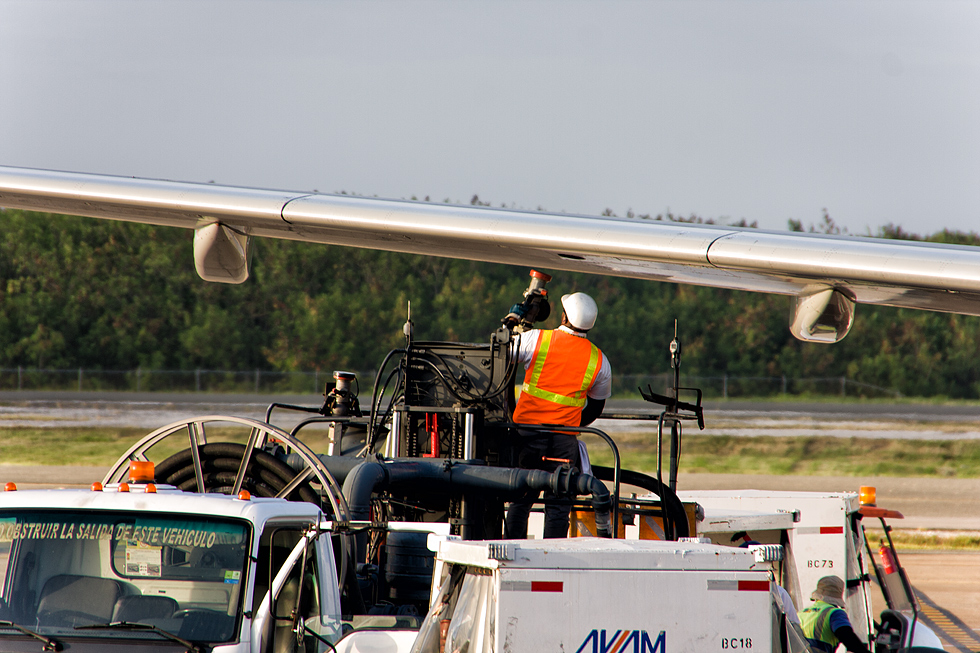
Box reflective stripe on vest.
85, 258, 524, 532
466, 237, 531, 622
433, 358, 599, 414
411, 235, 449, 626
514, 330, 602, 428
521, 331, 600, 407
800, 602, 840, 652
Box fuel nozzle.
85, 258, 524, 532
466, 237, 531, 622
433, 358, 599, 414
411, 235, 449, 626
503, 269, 553, 330
320, 371, 361, 417
525, 269, 551, 296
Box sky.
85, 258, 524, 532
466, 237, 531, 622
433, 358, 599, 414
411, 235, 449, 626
1, 0, 978, 236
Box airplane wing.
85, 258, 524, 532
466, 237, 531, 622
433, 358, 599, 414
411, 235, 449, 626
1, 165, 978, 343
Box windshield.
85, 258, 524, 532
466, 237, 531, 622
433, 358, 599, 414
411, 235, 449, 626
0, 509, 250, 644
411, 565, 493, 653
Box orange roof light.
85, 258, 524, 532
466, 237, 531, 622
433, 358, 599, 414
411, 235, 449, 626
859, 486, 876, 506
129, 461, 155, 483
4, 482, 16, 492
91, 482, 103, 492
118, 483, 130, 493
237, 490, 252, 501
145, 483, 157, 494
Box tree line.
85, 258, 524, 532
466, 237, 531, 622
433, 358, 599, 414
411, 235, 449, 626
2, 208, 980, 398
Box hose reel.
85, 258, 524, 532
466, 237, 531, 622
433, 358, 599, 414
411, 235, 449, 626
154, 442, 319, 504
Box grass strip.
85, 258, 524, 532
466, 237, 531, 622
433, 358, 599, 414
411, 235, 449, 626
1, 427, 980, 478
864, 528, 980, 552
581, 433, 980, 478
0, 426, 341, 468
0, 427, 155, 467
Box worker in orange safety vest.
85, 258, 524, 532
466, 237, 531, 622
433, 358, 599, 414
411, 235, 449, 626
504, 292, 612, 538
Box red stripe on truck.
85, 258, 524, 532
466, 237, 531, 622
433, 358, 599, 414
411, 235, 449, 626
738, 580, 770, 592
531, 581, 563, 592
820, 526, 844, 534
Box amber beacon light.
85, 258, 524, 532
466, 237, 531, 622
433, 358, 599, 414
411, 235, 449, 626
129, 460, 155, 483
859, 486, 876, 506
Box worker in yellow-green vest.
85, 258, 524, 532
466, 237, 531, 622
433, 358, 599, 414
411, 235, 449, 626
800, 576, 871, 653
504, 292, 612, 539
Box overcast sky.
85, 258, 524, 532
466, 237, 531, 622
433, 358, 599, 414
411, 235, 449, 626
1, 0, 978, 236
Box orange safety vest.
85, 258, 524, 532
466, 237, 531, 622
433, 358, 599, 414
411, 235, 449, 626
513, 329, 603, 428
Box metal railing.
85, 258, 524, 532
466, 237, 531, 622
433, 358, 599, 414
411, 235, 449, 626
0, 367, 902, 399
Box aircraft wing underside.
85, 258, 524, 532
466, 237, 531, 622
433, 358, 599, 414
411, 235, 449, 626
2, 166, 980, 337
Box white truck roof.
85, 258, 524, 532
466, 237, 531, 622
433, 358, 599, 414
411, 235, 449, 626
0, 487, 323, 523
681, 488, 860, 513
696, 507, 798, 533
431, 536, 758, 571
679, 488, 859, 534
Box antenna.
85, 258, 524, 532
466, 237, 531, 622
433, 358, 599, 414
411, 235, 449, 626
637, 319, 703, 505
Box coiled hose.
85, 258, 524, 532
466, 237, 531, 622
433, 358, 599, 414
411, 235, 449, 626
154, 442, 320, 505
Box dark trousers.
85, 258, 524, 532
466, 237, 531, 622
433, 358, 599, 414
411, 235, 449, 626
504, 432, 579, 539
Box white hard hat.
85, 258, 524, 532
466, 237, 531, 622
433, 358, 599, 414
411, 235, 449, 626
561, 292, 598, 331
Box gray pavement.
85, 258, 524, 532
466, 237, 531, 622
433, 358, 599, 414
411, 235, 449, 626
0, 465, 107, 488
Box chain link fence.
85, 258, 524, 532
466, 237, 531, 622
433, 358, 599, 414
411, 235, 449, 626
0, 367, 902, 399
0, 367, 362, 395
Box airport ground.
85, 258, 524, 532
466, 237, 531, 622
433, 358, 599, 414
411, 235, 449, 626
1, 393, 979, 648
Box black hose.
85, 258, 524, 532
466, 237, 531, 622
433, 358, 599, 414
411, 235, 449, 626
368, 361, 404, 452
368, 369, 403, 454
286, 454, 365, 488
590, 465, 690, 539
154, 443, 320, 505
367, 349, 406, 450
407, 356, 482, 403
416, 347, 516, 403
337, 459, 612, 561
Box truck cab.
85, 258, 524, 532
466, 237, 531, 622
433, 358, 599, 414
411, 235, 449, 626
0, 484, 344, 652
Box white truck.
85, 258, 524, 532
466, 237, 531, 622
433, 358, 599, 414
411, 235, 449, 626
679, 488, 945, 651
410, 536, 808, 653
0, 481, 422, 653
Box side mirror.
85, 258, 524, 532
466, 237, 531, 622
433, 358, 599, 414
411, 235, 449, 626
293, 615, 305, 648
789, 288, 855, 343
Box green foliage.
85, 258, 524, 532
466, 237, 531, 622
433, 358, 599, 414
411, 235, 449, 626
2, 208, 980, 397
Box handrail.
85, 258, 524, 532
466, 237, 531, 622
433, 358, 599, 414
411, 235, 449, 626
506, 422, 621, 535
